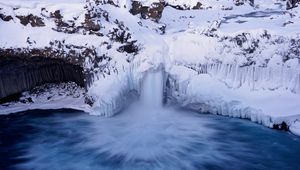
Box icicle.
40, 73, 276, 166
204, 63, 300, 94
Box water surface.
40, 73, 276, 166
1, 108, 300, 170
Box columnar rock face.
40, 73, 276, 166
287, 0, 300, 9
0, 56, 84, 100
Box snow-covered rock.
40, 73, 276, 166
0, 82, 90, 114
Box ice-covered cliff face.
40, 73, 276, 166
1, 0, 300, 135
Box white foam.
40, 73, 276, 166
140, 69, 164, 108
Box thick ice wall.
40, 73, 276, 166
166, 65, 300, 134
87, 64, 141, 116
207, 62, 300, 94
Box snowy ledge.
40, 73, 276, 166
0, 82, 91, 115
166, 65, 300, 136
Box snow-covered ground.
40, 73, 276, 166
1, 0, 300, 135
0, 82, 91, 115
167, 65, 300, 129
159, 0, 300, 135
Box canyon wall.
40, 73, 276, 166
0, 56, 84, 102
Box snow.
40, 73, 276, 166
290, 121, 300, 136
0, 83, 91, 115
166, 33, 220, 64
88, 70, 137, 117
0, 97, 90, 115
167, 65, 300, 131
0, 0, 86, 7
0, 1, 89, 48
159, 0, 300, 134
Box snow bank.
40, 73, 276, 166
290, 121, 300, 136
0, 82, 90, 115
165, 31, 300, 94
166, 65, 300, 134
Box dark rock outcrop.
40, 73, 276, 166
273, 121, 289, 131
0, 56, 84, 100
287, 0, 300, 9
117, 41, 139, 54
0, 14, 13, 22
192, 2, 203, 9
234, 0, 254, 6
129, 1, 166, 21
16, 14, 45, 27
129, 0, 216, 22
49, 10, 79, 34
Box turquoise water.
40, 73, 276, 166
1, 108, 300, 170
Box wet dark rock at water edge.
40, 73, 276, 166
0, 93, 22, 104
273, 121, 289, 131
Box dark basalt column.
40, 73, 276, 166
0, 56, 85, 101
287, 0, 300, 9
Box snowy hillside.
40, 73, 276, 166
1, 0, 300, 135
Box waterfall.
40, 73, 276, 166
89, 66, 165, 116
140, 69, 164, 108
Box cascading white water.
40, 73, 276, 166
140, 69, 164, 108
